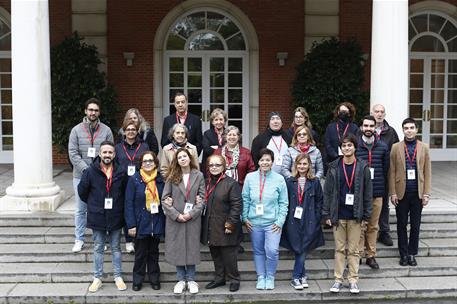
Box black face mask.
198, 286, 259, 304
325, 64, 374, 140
338, 112, 351, 122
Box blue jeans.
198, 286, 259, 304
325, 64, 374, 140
176, 265, 196, 281
250, 225, 281, 278
292, 252, 307, 279
93, 229, 122, 278
73, 178, 87, 241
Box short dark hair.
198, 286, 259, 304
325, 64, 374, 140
174, 92, 187, 102
99, 140, 115, 149
402, 117, 418, 128
360, 115, 376, 126
139, 151, 159, 168
339, 134, 358, 148
85, 97, 101, 109
258, 148, 274, 163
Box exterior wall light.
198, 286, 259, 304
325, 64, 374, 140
276, 52, 288, 66
123, 52, 135, 66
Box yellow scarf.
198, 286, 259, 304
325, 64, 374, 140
140, 168, 160, 211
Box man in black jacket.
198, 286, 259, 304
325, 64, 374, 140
323, 134, 372, 294
371, 104, 399, 246
78, 141, 128, 293
356, 115, 390, 270
161, 92, 203, 155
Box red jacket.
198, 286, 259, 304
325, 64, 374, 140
214, 146, 256, 188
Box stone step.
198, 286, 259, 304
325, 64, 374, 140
1, 222, 456, 244
1, 276, 456, 304
0, 256, 455, 284
0, 238, 456, 263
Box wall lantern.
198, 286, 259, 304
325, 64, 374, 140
123, 52, 135, 66
276, 52, 288, 66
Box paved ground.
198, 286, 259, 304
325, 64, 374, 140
0, 162, 456, 213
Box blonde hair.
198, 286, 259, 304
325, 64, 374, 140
210, 108, 228, 124
122, 108, 150, 133
291, 153, 316, 180
291, 106, 313, 130
291, 125, 315, 146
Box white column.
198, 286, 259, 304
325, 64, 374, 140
370, 0, 409, 134
0, 0, 63, 211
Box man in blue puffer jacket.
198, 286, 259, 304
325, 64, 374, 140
356, 115, 389, 270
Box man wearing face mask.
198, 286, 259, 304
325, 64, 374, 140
251, 112, 293, 173
324, 102, 359, 166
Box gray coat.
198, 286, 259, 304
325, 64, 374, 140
68, 117, 114, 179
161, 169, 205, 266
280, 145, 324, 179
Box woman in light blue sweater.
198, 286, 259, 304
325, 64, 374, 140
242, 148, 289, 290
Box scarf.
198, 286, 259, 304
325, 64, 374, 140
171, 139, 187, 150
140, 168, 160, 211
297, 143, 311, 154
267, 127, 283, 137
222, 144, 240, 181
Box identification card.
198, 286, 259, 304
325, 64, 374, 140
87, 147, 96, 158
345, 194, 354, 206
184, 202, 193, 214
275, 155, 283, 166
150, 203, 159, 214
407, 169, 416, 180
255, 204, 264, 215
370, 168, 375, 180
338, 147, 343, 156
294, 206, 303, 219
127, 165, 136, 176
104, 198, 113, 209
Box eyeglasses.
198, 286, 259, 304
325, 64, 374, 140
142, 159, 154, 164
87, 108, 99, 112
208, 164, 223, 168
297, 133, 308, 137
125, 128, 137, 132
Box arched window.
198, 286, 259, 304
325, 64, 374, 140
0, 10, 11, 162
409, 12, 457, 52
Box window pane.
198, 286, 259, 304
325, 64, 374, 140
449, 90, 457, 103
430, 120, 443, 133
229, 105, 242, 119
448, 105, 457, 118
430, 135, 443, 148
173, 19, 194, 39
411, 14, 428, 33
207, 12, 224, 32
2, 137, 12, 151
188, 89, 202, 104
431, 60, 445, 73
431, 105, 444, 118
409, 90, 423, 103
226, 32, 246, 50
188, 105, 202, 118
167, 34, 186, 50
169, 58, 184, 71
210, 73, 224, 87
448, 37, 457, 52
409, 104, 423, 118
447, 120, 457, 133
210, 58, 224, 72
0, 33, 10, 51
188, 33, 224, 50
411, 35, 445, 52
448, 75, 457, 90
2, 121, 12, 135
228, 73, 242, 87
410, 74, 423, 88
229, 89, 242, 103
410, 59, 423, 73
0, 74, 11, 88
228, 119, 242, 133
187, 12, 205, 31
188, 74, 202, 87
429, 14, 446, 33
1, 90, 11, 104
430, 90, 444, 103
446, 135, 457, 148
431, 75, 444, 88
441, 20, 457, 41
210, 89, 224, 103
409, 21, 416, 40
188, 58, 202, 72
0, 59, 11, 72
218, 18, 239, 39
450, 60, 457, 74
229, 58, 242, 71
169, 73, 184, 87
1, 105, 11, 120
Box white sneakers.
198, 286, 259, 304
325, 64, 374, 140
115, 277, 127, 291
88, 278, 102, 292
174, 281, 186, 294
173, 281, 199, 294
187, 281, 199, 294
125, 242, 135, 253
72, 240, 84, 253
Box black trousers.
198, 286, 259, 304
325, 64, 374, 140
395, 192, 423, 257
209, 245, 240, 283
132, 235, 161, 285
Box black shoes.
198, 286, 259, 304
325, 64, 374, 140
399, 256, 409, 266
408, 255, 417, 266
366, 257, 380, 269
132, 284, 142, 291
378, 232, 394, 246
238, 245, 245, 254
229, 282, 240, 292
205, 280, 226, 289
151, 282, 161, 290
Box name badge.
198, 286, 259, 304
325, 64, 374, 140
87, 147, 96, 158
275, 155, 283, 166
370, 168, 375, 180
104, 198, 113, 209
294, 206, 303, 219
338, 147, 343, 156
184, 202, 193, 214
150, 203, 159, 214
345, 194, 354, 206
127, 165, 136, 176
407, 169, 416, 180
255, 204, 264, 215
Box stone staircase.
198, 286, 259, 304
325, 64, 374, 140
0, 211, 456, 303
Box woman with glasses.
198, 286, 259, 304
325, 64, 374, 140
202, 108, 227, 174
287, 107, 319, 142
201, 155, 242, 292
118, 108, 159, 154
242, 148, 288, 290
280, 153, 324, 290
124, 151, 165, 291
115, 121, 149, 253
281, 126, 323, 179
162, 148, 205, 294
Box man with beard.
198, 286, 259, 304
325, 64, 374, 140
371, 104, 399, 246
251, 112, 292, 173
356, 115, 389, 269
68, 98, 114, 253
78, 141, 128, 292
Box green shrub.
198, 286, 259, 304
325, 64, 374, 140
291, 38, 369, 145
51, 32, 119, 151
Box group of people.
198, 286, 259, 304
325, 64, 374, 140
68, 93, 431, 295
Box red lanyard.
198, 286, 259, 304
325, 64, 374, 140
363, 143, 373, 167
176, 112, 187, 124
204, 174, 224, 202
121, 142, 141, 163
259, 172, 267, 203
297, 182, 306, 206
271, 137, 283, 153
336, 123, 350, 141
101, 166, 113, 196
184, 175, 191, 201
83, 124, 101, 146
342, 159, 357, 191
404, 143, 418, 168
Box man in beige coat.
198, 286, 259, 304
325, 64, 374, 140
389, 117, 431, 267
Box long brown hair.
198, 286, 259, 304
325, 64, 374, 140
291, 106, 313, 130
291, 153, 316, 180
166, 148, 199, 184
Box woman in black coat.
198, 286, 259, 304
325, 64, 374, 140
201, 154, 242, 292
124, 151, 165, 291
280, 153, 324, 290
202, 108, 227, 175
